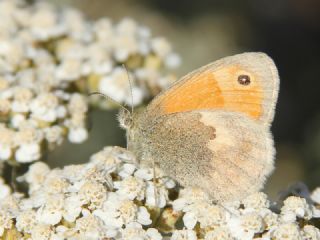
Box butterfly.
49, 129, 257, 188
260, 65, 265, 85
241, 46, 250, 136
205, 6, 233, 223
119, 52, 280, 203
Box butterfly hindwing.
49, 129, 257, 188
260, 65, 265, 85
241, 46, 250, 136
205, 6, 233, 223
136, 110, 274, 202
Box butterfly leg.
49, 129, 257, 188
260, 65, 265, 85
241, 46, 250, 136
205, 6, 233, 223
152, 158, 159, 207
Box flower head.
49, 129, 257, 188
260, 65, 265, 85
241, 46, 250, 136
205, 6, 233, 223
1, 146, 320, 239
0, 0, 180, 165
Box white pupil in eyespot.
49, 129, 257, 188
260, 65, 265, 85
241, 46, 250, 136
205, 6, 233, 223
238, 75, 251, 85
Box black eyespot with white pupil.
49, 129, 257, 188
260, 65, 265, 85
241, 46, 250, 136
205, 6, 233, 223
237, 74, 251, 85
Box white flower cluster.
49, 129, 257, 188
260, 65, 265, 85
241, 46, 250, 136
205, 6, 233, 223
0, 0, 180, 107
0, 89, 88, 163
0, 0, 180, 163
0, 146, 320, 240
0, 147, 174, 239
172, 190, 320, 240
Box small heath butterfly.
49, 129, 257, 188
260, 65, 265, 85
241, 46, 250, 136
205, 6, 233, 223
119, 52, 279, 203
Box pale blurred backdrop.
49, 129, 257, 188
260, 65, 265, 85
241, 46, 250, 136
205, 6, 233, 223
46, 0, 320, 200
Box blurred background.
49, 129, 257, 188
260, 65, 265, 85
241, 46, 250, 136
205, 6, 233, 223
47, 0, 320, 199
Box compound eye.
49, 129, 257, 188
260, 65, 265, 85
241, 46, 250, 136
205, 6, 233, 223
237, 74, 251, 85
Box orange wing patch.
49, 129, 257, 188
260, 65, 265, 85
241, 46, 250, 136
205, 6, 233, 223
156, 65, 264, 120
161, 72, 224, 114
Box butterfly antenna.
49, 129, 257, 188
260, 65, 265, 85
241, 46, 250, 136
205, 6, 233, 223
122, 64, 134, 115
88, 92, 131, 116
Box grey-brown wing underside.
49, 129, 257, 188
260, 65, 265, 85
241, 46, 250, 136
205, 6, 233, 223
140, 110, 275, 202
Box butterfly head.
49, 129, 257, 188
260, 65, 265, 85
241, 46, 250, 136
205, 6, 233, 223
118, 108, 133, 130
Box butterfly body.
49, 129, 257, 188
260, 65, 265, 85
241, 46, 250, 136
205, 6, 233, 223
120, 52, 279, 203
